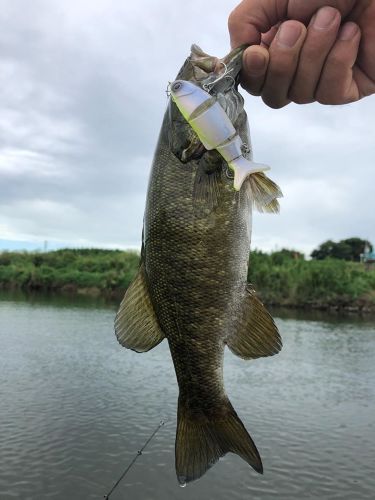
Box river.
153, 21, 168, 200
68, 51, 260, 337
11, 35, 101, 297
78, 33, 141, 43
0, 292, 374, 499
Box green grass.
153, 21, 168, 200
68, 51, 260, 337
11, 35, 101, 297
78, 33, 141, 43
1, 247, 374, 310
0, 248, 139, 294
248, 250, 375, 309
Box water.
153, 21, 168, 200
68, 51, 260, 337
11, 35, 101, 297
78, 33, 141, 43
1, 292, 375, 500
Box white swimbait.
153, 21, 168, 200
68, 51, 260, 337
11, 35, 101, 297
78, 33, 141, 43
170, 79, 270, 191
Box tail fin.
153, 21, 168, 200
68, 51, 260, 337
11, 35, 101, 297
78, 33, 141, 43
175, 398, 263, 485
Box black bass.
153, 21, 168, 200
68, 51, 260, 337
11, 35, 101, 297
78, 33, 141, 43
115, 44, 282, 485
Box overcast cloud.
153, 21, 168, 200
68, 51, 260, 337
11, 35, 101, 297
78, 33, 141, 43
0, 0, 374, 255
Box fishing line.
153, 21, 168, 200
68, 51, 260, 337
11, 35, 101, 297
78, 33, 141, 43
103, 420, 166, 499
165, 81, 172, 98
203, 62, 235, 92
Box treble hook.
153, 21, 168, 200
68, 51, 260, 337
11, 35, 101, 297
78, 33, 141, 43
203, 62, 234, 92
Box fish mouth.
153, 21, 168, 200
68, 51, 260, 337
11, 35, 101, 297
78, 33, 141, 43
170, 45, 247, 164
203, 44, 247, 93
180, 44, 247, 92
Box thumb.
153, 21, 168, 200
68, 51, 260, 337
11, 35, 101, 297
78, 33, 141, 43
228, 0, 356, 48
228, 0, 289, 48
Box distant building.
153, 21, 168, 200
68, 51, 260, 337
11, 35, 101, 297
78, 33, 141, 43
360, 247, 375, 268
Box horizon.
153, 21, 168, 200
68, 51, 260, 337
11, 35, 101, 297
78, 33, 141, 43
1, 236, 372, 259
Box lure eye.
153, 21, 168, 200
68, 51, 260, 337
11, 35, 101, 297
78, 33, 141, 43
172, 81, 183, 93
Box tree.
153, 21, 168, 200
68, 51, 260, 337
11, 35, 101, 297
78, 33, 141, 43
270, 249, 304, 265
311, 238, 373, 262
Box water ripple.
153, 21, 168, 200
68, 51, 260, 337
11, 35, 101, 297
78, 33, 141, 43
0, 299, 375, 499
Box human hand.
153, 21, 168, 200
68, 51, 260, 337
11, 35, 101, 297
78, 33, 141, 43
228, 0, 375, 108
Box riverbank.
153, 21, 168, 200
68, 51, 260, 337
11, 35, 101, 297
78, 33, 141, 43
0, 249, 137, 301
1, 248, 375, 313
248, 250, 375, 314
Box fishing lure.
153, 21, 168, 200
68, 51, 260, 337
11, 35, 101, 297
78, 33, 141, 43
170, 79, 270, 191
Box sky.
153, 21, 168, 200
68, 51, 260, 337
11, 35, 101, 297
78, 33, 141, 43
0, 0, 374, 256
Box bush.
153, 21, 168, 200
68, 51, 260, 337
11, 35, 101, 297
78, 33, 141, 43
0, 248, 140, 292
249, 249, 375, 306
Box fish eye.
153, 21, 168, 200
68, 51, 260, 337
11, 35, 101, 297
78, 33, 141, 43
172, 81, 183, 92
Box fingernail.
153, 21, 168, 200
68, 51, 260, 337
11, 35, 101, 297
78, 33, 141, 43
339, 22, 359, 41
246, 52, 266, 75
313, 7, 339, 30
277, 23, 302, 48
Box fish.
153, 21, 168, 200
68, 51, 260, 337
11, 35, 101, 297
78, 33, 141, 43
115, 44, 283, 485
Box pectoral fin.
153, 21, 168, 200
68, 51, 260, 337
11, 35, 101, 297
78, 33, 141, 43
193, 168, 221, 212
115, 264, 165, 352
226, 288, 282, 359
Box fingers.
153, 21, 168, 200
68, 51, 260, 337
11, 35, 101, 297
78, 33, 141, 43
228, 0, 288, 48
241, 46, 269, 96
241, 21, 307, 106
240, 7, 362, 107
261, 25, 280, 48
228, 0, 354, 48
289, 7, 342, 103
228, 0, 363, 108
261, 21, 308, 108
316, 22, 361, 104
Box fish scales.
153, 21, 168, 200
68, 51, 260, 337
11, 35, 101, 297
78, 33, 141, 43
146, 142, 250, 410
115, 44, 283, 485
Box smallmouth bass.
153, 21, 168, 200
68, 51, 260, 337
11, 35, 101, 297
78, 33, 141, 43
115, 44, 283, 485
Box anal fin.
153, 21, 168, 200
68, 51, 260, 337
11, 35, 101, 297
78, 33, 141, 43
226, 287, 282, 359
114, 263, 165, 352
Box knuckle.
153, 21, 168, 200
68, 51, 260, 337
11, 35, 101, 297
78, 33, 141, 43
262, 95, 287, 109
317, 92, 355, 105
249, 86, 263, 97
227, 10, 239, 32
249, 90, 263, 97
291, 94, 314, 105
315, 88, 333, 104
326, 54, 344, 69
268, 64, 289, 79
315, 89, 341, 105
325, 48, 349, 69
316, 76, 356, 105
297, 97, 313, 105
240, 80, 262, 97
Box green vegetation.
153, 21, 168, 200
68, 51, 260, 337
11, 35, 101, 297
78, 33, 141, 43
0, 248, 139, 298
249, 249, 375, 311
311, 237, 372, 262
1, 247, 375, 311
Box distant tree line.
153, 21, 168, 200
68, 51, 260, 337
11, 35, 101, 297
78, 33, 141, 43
311, 238, 373, 262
